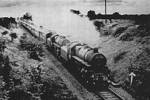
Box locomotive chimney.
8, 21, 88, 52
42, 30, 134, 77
93, 48, 98, 53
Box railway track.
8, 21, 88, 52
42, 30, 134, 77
96, 88, 123, 100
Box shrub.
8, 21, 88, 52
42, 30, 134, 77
119, 32, 134, 41
40, 81, 78, 100
87, 10, 96, 20
114, 51, 128, 63
0, 54, 12, 90
112, 26, 127, 38
9, 32, 17, 42
0, 17, 17, 29
22, 12, 32, 21
8, 88, 32, 100
19, 37, 44, 61
1, 31, 8, 36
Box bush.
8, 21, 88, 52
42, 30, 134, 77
0, 17, 17, 29
112, 26, 127, 38
9, 32, 18, 42
100, 29, 111, 36
114, 51, 128, 63
0, 39, 6, 52
40, 81, 77, 100
70, 9, 80, 15
19, 36, 44, 61
1, 31, 8, 36
87, 10, 96, 20
8, 88, 32, 100
94, 21, 104, 31
0, 54, 12, 90
22, 12, 32, 21
119, 32, 134, 41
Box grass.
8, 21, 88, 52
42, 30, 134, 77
114, 51, 128, 63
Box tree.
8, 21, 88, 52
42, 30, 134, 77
23, 12, 32, 21
21, 33, 27, 39
113, 12, 120, 17
0, 39, 6, 52
9, 32, 17, 42
87, 10, 96, 20
70, 9, 80, 15
1, 31, 8, 37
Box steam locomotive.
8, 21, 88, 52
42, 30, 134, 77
20, 20, 118, 90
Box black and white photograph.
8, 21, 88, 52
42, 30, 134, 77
0, 0, 150, 100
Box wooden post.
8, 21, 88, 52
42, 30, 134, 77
39, 32, 40, 40
105, 0, 107, 15
105, 0, 107, 23
46, 37, 47, 44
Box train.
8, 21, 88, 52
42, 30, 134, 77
20, 20, 119, 91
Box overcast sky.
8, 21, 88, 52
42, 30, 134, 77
0, 0, 149, 14
0, 0, 149, 45
0, 0, 149, 7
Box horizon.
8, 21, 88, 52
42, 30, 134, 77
0, 0, 149, 17
0, 0, 149, 47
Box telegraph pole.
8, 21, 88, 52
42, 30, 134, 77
105, 0, 107, 15
105, 0, 107, 23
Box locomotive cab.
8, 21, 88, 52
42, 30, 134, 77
46, 32, 53, 44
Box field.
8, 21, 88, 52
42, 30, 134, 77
86, 13, 150, 100
0, 19, 81, 100
0, 13, 150, 100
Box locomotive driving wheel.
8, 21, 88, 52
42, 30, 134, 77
56, 48, 61, 59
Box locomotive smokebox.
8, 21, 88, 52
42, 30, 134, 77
85, 52, 107, 67
73, 44, 107, 71
93, 48, 98, 53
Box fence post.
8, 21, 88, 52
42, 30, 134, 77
39, 32, 40, 40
